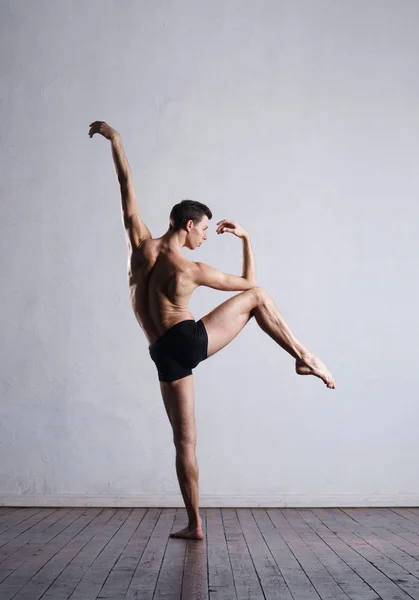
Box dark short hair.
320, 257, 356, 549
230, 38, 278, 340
169, 199, 212, 231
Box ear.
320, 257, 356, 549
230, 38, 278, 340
185, 219, 194, 232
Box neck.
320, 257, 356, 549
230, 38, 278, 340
161, 228, 186, 250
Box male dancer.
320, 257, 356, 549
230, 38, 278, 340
89, 121, 336, 540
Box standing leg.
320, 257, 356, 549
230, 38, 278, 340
201, 287, 335, 388
160, 375, 204, 540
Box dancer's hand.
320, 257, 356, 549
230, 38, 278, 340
88, 121, 119, 141
216, 219, 248, 239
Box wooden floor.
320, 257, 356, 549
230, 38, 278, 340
0, 507, 419, 599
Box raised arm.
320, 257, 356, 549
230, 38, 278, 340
89, 121, 151, 249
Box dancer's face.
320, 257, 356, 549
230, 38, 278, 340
185, 216, 209, 250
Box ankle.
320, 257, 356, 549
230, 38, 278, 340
296, 347, 309, 362
189, 516, 202, 529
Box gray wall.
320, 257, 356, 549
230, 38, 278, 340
1, 0, 418, 507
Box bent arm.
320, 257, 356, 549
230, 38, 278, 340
192, 262, 256, 292
241, 233, 256, 286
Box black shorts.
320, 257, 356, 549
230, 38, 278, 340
149, 319, 208, 382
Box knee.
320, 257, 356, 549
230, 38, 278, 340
250, 286, 268, 307
174, 433, 197, 452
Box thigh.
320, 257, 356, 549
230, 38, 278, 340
200, 288, 260, 358
160, 376, 196, 446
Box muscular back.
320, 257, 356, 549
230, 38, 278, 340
128, 238, 196, 345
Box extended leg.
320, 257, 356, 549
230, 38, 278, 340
201, 287, 335, 388
160, 376, 204, 540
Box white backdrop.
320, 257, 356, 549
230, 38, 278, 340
1, 0, 418, 506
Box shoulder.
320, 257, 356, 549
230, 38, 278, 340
171, 258, 201, 286
128, 238, 157, 274
138, 237, 155, 251
132, 237, 157, 258
185, 261, 213, 286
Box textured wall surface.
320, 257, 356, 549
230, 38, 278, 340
1, 0, 418, 506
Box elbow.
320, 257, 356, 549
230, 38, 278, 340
244, 278, 257, 289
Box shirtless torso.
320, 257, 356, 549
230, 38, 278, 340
128, 238, 197, 345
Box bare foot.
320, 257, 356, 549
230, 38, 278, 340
295, 354, 336, 389
169, 525, 204, 540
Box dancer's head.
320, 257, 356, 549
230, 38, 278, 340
169, 199, 212, 249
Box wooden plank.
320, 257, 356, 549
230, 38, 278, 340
0, 509, 73, 561
94, 508, 159, 600
152, 508, 189, 600
262, 508, 350, 600
0, 508, 70, 562
34, 508, 137, 600
390, 508, 419, 529
0, 508, 107, 599
0, 509, 22, 523
338, 509, 419, 565
278, 509, 380, 600
124, 508, 176, 600
236, 509, 294, 600
320, 509, 419, 595
181, 508, 208, 600
373, 508, 419, 545
0, 509, 57, 547
0, 509, 44, 536
206, 508, 237, 600
11, 508, 127, 600
304, 508, 415, 600
0, 508, 88, 582
221, 508, 264, 600
343, 508, 419, 539
48, 508, 140, 600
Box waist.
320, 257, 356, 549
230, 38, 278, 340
149, 319, 196, 348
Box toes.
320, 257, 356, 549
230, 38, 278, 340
170, 530, 184, 538
170, 527, 190, 538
